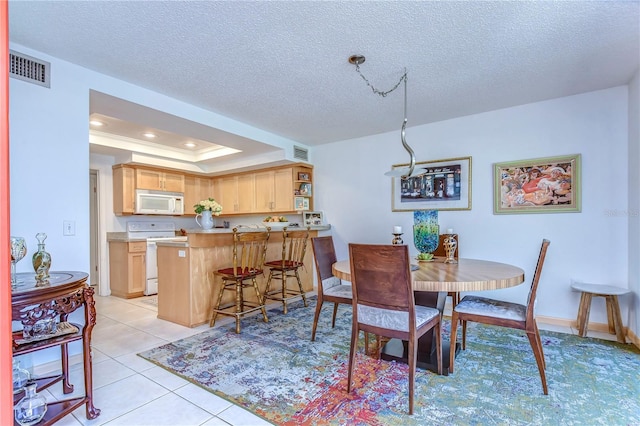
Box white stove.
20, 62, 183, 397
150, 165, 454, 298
126, 222, 187, 296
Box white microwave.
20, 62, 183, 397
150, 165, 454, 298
135, 190, 184, 215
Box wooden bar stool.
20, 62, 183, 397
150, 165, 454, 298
571, 282, 630, 343
210, 227, 271, 334
264, 226, 310, 314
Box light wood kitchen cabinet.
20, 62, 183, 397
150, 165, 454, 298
136, 168, 185, 192
113, 165, 135, 215
113, 162, 311, 216
108, 240, 146, 298
184, 175, 214, 216
218, 174, 255, 214
255, 168, 294, 213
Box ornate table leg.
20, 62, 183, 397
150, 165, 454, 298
82, 287, 101, 419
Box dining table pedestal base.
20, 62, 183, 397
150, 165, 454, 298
381, 339, 460, 376
380, 290, 458, 375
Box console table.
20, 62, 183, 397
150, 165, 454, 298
11, 271, 100, 425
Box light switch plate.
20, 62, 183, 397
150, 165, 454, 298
63, 220, 75, 236
178, 250, 186, 258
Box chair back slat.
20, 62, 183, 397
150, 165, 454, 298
232, 227, 271, 276
279, 227, 310, 267
349, 244, 413, 312
311, 236, 337, 282
526, 239, 550, 321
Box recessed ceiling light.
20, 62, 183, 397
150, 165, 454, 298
89, 120, 105, 127
142, 132, 157, 139
184, 142, 197, 148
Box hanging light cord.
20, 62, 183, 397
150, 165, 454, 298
353, 64, 416, 178
353, 62, 407, 98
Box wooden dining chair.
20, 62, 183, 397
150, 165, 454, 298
449, 239, 550, 394
209, 227, 271, 334
347, 243, 442, 415
310, 236, 353, 341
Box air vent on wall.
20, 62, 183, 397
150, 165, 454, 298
9, 50, 50, 88
293, 145, 308, 161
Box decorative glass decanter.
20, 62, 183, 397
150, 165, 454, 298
32, 233, 51, 284
14, 382, 47, 426
12, 359, 30, 394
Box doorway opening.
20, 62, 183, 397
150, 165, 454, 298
89, 170, 99, 290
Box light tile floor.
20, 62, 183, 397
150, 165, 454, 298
32, 294, 619, 426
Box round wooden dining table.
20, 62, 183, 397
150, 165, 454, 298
332, 257, 525, 375
332, 257, 525, 292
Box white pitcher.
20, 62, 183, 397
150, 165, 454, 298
196, 210, 214, 230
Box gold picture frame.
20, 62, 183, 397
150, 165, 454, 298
493, 154, 581, 214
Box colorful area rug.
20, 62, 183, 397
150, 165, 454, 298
139, 298, 640, 425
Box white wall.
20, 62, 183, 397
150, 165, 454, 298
313, 86, 633, 325
628, 68, 640, 338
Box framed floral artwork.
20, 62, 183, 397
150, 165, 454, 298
493, 154, 581, 214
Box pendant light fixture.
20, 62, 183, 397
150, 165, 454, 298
349, 55, 424, 179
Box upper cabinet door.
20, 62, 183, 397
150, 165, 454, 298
163, 172, 185, 192
236, 174, 255, 213
274, 168, 293, 212
254, 170, 276, 212
136, 169, 163, 191
135, 169, 185, 192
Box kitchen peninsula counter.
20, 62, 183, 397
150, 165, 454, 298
156, 225, 330, 327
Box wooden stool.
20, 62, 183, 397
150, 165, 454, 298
264, 227, 310, 314
571, 282, 630, 343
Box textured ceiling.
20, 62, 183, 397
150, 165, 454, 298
8, 1, 640, 155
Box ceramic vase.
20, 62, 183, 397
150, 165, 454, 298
14, 382, 47, 426
32, 233, 51, 284
444, 234, 458, 264
196, 210, 215, 230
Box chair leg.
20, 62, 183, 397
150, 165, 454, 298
577, 292, 592, 337
347, 325, 359, 394
534, 321, 546, 370
607, 295, 626, 343
311, 299, 323, 341
280, 271, 288, 314
264, 270, 275, 302
449, 311, 459, 374
234, 280, 243, 334
526, 330, 548, 395
462, 320, 467, 350
364, 332, 370, 355
294, 269, 308, 307
408, 335, 416, 415
209, 279, 227, 327
251, 277, 269, 324
435, 321, 442, 375
331, 302, 339, 328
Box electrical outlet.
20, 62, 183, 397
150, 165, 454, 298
63, 220, 75, 236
